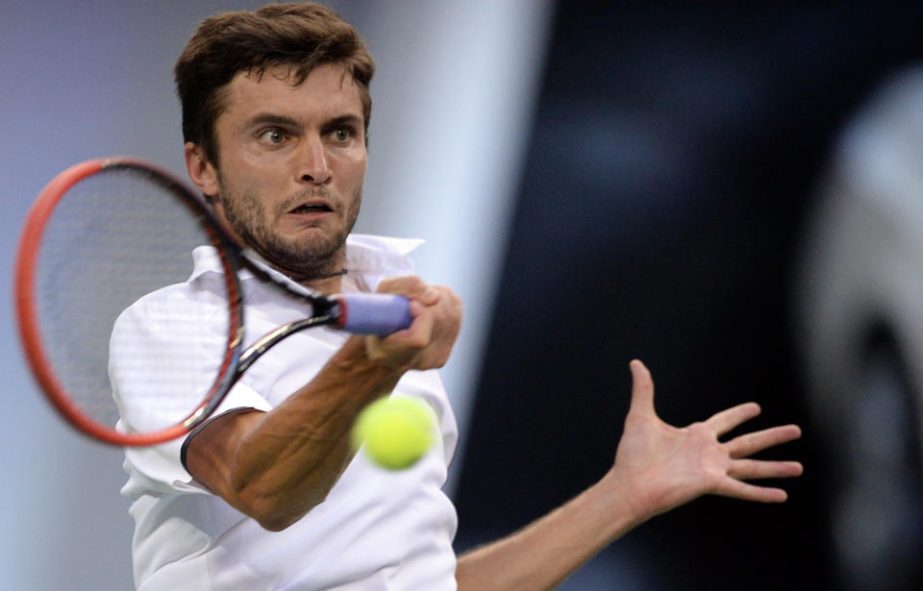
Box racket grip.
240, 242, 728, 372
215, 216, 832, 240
335, 293, 412, 335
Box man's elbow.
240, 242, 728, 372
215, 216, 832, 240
236, 484, 331, 532
254, 511, 299, 533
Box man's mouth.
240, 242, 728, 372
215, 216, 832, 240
289, 201, 334, 215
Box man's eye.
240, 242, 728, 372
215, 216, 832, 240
261, 129, 287, 144
333, 128, 352, 141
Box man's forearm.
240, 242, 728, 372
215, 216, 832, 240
188, 336, 402, 530
456, 473, 646, 591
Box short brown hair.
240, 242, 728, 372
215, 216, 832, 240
175, 2, 374, 164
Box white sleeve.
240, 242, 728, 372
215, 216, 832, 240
122, 381, 272, 495
111, 284, 272, 495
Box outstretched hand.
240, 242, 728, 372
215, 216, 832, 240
607, 360, 803, 522
456, 359, 803, 591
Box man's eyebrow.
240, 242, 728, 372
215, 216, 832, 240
245, 113, 301, 129
323, 114, 363, 129
243, 113, 364, 130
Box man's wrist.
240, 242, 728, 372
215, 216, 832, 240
592, 470, 655, 536
328, 337, 407, 385
362, 335, 420, 372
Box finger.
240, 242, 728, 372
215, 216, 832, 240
416, 286, 441, 306
704, 402, 761, 437
397, 301, 434, 343
725, 425, 802, 458
436, 287, 462, 317
407, 298, 426, 322
716, 479, 789, 503
377, 275, 424, 293
373, 300, 432, 348
377, 276, 439, 304
364, 303, 434, 370
727, 459, 804, 481
628, 360, 655, 416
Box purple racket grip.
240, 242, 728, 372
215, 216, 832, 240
335, 293, 412, 335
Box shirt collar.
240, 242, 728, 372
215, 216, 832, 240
188, 234, 424, 293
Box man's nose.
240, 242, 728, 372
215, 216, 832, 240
297, 136, 331, 184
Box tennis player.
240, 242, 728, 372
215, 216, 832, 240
113, 3, 803, 589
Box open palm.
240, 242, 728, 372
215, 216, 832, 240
610, 360, 803, 521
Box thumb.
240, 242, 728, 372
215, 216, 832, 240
628, 359, 655, 416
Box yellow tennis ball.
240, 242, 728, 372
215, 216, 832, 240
352, 396, 435, 470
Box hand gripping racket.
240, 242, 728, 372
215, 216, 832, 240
15, 157, 412, 446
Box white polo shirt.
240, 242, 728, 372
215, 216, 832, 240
111, 234, 459, 591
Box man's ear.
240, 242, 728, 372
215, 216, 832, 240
184, 142, 219, 198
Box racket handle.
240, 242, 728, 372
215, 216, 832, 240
335, 293, 412, 335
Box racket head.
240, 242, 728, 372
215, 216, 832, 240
15, 157, 245, 446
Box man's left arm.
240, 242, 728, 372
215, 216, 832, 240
455, 360, 803, 591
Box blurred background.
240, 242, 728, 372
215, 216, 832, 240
4, 1, 923, 589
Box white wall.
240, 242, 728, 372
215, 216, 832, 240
0, 1, 550, 588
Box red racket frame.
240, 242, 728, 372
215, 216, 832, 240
15, 158, 245, 446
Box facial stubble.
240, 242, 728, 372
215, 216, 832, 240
217, 178, 362, 281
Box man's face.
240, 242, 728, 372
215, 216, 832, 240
203, 63, 367, 279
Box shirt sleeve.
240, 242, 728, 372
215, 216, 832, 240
111, 282, 272, 495
121, 381, 272, 495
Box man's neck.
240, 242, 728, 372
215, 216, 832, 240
301, 272, 345, 295
296, 247, 349, 295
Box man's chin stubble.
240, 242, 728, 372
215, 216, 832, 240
260, 234, 347, 279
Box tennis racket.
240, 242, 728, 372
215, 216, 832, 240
15, 157, 412, 447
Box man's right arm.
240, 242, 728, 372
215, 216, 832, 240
184, 277, 461, 531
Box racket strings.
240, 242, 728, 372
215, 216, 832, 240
33, 167, 233, 431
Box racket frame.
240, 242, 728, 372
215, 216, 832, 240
15, 158, 247, 446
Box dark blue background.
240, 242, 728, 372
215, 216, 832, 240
455, 4, 923, 589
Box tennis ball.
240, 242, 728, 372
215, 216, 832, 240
352, 396, 435, 470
